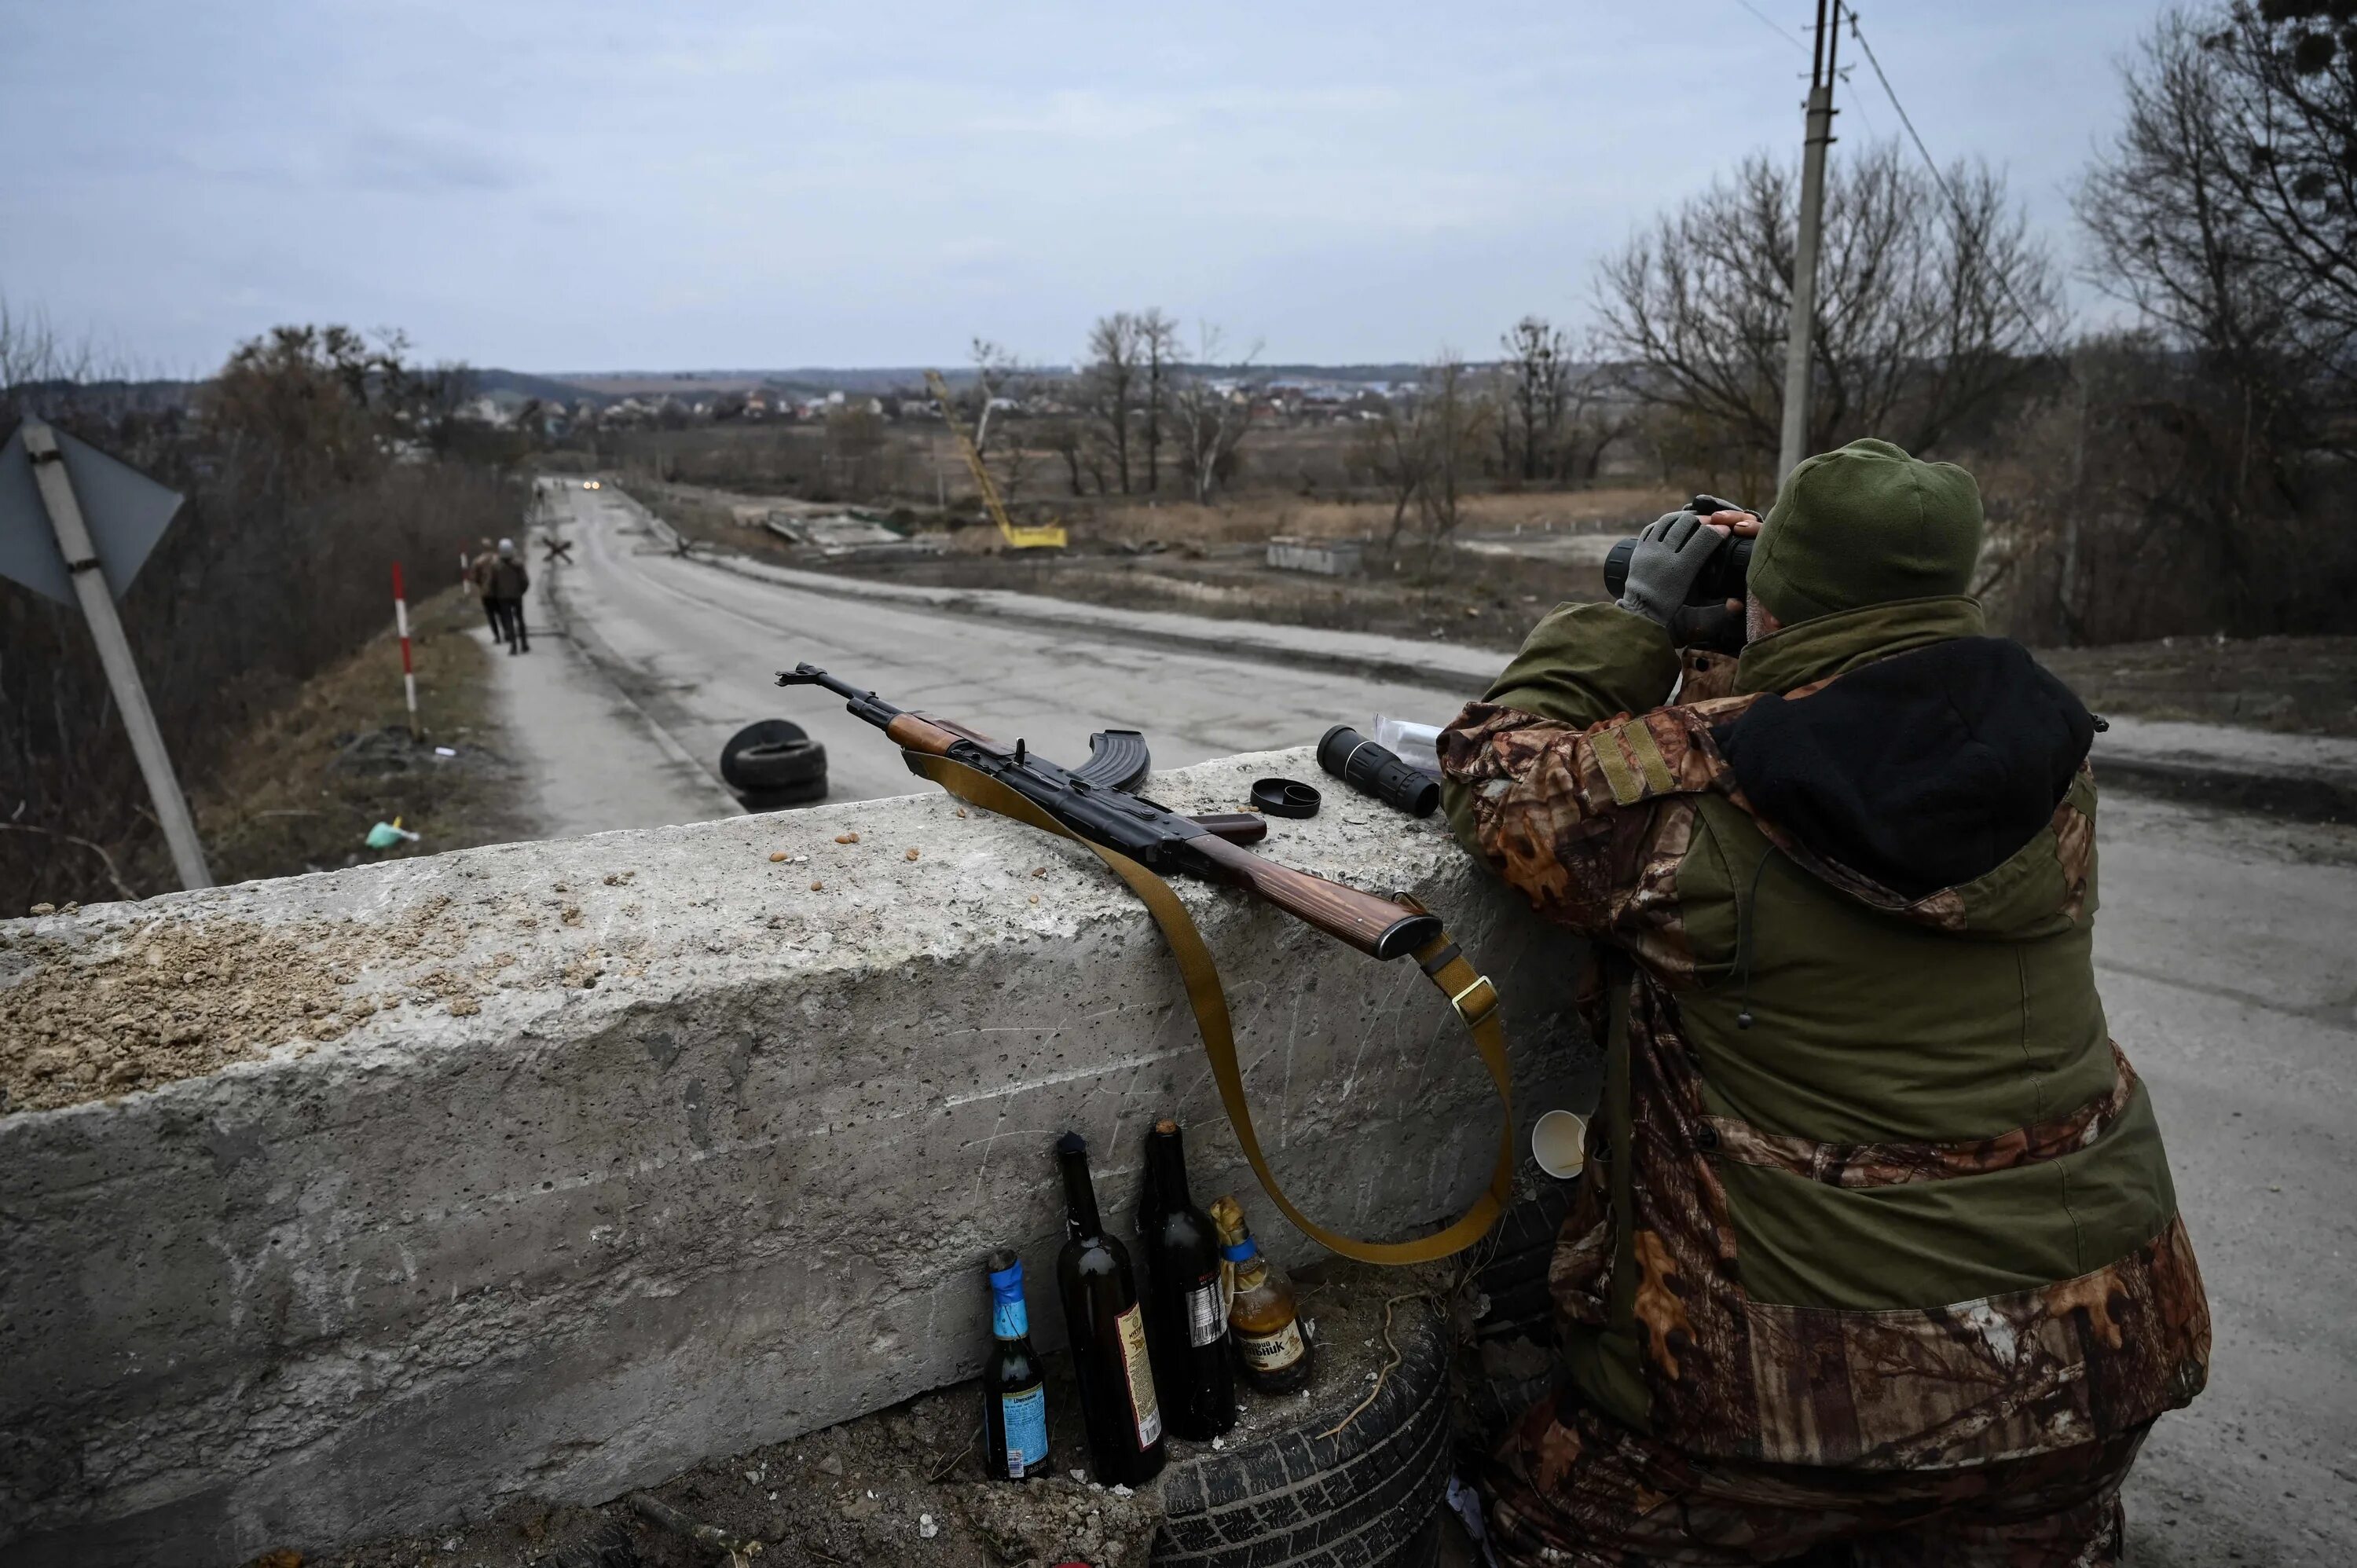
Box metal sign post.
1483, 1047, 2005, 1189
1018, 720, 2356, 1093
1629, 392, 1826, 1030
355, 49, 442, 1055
2, 418, 212, 890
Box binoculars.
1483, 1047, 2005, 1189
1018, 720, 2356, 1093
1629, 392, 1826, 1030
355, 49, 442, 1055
1602, 495, 1757, 606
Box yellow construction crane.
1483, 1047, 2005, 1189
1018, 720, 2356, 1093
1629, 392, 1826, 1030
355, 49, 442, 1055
926, 368, 1066, 549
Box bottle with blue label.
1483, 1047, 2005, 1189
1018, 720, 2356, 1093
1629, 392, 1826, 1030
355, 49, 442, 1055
981, 1249, 1051, 1481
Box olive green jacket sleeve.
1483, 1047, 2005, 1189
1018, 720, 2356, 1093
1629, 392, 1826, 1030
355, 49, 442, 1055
1439, 602, 1680, 855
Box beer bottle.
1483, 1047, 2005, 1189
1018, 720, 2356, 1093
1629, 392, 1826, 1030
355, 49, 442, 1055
1054, 1132, 1166, 1484
1138, 1119, 1237, 1440
1208, 1194, 1314, 1395
979, 1250, 1050, 1481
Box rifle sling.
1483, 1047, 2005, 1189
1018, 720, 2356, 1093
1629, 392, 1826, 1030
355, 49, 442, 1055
910, 751, 1513, 1266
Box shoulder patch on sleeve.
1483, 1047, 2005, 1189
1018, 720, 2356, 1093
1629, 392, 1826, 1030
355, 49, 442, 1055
1592, 713, 1703, 805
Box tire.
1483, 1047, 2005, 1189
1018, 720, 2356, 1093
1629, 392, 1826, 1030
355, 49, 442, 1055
731, 738, 827, 792
737, 776, 829, 812
1459, 1185, 1574, 1456
1153, 1299, 1452, 1568
720, 720, 810, 789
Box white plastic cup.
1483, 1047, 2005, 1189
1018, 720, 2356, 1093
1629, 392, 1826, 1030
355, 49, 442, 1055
1530, 1108, 1589, 1179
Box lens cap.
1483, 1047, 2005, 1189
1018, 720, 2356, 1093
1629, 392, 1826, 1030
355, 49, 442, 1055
1250, 777, 1321, 819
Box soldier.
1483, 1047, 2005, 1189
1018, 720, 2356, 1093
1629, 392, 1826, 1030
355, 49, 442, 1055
465, 536, 500, 639
488, 537, 531, 654
1440, 439, 2209, 1566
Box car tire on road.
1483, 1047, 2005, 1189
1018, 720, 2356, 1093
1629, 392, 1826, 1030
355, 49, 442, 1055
732, 740, 827, 792
720, 719, 813, 790
1153, 1298, 1451, 1568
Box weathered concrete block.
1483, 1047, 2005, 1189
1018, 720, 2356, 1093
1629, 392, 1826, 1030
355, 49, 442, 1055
0, 747, 1593, 1566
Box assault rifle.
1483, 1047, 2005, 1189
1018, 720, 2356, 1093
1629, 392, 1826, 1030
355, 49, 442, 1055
775, 663, 1444, 961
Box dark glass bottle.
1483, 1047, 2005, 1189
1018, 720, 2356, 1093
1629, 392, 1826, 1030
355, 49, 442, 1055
1138, 1119, 1237, 1440
979, 1250, 1050, 1482
1054, 1131, 1166, 1485
1208, 1194, 1314, 1394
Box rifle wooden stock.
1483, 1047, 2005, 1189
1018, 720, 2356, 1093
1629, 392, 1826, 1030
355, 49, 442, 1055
885, 713, 981, 755
1188, 833, 1441, 960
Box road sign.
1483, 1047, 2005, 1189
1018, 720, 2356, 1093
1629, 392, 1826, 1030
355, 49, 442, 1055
0, 417, 210, 890
0, 420, 183, 603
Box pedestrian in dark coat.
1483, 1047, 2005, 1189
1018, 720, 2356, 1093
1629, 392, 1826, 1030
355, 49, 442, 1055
489, 537, 530, 653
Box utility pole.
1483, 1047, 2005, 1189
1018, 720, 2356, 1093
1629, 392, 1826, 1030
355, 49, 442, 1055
1777, 0, 1841, 487
22, 419, 213, 890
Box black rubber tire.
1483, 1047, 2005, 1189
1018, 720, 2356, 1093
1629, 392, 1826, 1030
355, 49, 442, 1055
1458, 1185, 1575, 1456
720, 719, 810, 789
731, 738, 827, 792
1153, 1300, 1451, 1568
737, 776, 829, 812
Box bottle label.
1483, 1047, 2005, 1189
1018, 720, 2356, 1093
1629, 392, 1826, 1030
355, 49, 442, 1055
999, 1383, 1049, 1477
1113, 1304, 1164, 1446
1184, 1280, 1226, 1348
1236, 1318, 1307, 1373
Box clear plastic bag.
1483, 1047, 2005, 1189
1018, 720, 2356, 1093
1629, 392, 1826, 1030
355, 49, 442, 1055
1372, 714, 1444, 779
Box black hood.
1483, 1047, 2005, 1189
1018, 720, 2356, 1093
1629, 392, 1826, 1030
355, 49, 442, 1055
1711, 637, 2095, 901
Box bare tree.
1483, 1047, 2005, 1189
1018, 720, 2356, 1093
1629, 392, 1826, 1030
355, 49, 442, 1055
1499, 317, 1571, 482
1168, 325, 1259, 505
1353, 394, 1434, 549
1138, 308, 1178, 494
1084, 313, 1142, 493
1416, 354, 1490, 558
2055, 2, 2357, 637
2078, 5, 2357, 432
1593, 141, 2062, 482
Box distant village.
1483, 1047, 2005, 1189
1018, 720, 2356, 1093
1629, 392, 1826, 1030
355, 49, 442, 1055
453, 370, 1431, 441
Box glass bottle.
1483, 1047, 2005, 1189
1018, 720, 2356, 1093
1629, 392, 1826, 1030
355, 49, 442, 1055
1138, 1119, 1237, 1440
1054, 1132, 1166, 1484
979, 1250, 1050, 1481
1208, 1193, 1314, 1394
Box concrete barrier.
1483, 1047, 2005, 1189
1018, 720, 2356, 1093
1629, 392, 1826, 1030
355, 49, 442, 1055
0, 747, 1595, 1567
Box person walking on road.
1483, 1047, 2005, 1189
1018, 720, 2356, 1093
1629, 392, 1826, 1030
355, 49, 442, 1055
1440, 438, 2209, 1566
466, 536, 500, 639
488, 537, 531, 654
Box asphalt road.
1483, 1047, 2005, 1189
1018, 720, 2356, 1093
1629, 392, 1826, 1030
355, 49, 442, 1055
509, 482, 2355, 1566
520, 482, 1469, 824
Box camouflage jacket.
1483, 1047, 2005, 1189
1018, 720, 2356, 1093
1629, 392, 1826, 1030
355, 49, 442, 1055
1440, 595, 2209, 1470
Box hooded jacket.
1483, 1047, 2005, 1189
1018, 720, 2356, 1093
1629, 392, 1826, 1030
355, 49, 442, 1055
1439, 595, 2209, 1470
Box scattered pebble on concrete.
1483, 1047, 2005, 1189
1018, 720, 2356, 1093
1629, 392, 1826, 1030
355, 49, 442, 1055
904, 848, 920, 861
835, 832, 860, 844
1031, 866, 1048, 878
770, 852, 788, 863
810, 881, 824, 892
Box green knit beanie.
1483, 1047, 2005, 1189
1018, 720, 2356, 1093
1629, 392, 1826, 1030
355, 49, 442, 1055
1749, 438, 1984, 625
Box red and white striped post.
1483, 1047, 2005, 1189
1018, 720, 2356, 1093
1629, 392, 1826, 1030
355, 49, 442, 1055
391, 561, 420, 738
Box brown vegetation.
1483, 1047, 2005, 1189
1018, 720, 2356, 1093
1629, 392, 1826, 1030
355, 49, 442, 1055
1, 318, 526, 909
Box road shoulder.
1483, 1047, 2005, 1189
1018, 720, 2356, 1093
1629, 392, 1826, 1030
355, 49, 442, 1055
475, 574, 740, 841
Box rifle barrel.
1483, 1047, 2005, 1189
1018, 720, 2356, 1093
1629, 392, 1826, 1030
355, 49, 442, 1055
777, 664, 903, 726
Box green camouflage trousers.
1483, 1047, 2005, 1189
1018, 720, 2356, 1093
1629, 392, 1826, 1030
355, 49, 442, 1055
1483, 1389, 2150, 1567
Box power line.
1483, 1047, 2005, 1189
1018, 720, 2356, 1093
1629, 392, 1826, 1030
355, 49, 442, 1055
1845, 9, 2071, 360
1732, 0, 1808, 50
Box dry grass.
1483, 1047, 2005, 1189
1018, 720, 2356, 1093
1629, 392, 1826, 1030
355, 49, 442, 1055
175, 586, 533, 890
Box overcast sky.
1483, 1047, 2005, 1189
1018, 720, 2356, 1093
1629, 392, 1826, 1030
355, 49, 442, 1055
1, 0, 2166, 376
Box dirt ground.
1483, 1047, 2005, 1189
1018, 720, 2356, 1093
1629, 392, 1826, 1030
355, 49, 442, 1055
310, 1258, 1476, 1568
638, 481, 1675, 650
170, 584, 536, 890
2036, 634, 2357, 738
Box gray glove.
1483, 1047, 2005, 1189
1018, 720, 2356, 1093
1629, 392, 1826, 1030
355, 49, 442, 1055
1616, 508, 1723, 628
